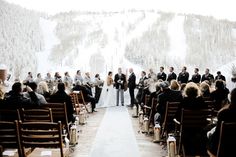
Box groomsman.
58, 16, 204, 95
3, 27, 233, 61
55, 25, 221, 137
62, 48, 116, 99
157, 66, 167, 81
128, 68, 136, 108
201, 68, 214, 83
177, 66, 189, 84
167, 67, 177, 83
114, 68, 126, 106
215, 71, 226, 81
191, 68, 201, 83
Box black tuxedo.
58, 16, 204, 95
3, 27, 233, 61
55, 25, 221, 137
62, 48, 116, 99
128, 72, 136, 106
191, 73, 201, 83
167, 72, 177, 82
178, 72, 189, 84
157, 72, 167, 81
114, 73, 126, 89
201, 73, 214, 82
215, 75, 226, 81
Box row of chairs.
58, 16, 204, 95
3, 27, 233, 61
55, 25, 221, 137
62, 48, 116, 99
138, 95, 220, 156
0, 120, 68, 157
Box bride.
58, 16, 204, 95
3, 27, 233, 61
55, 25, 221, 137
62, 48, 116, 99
97, 71, 116, 108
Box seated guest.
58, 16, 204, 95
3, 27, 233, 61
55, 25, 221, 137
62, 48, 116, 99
94, 74, 104, 104
154, 81, 182, 126
207, 88, 236, 157
177, 66, 189, 84
50, 83, 75, 123
210, 80, 229, 110
175, 82, 206, 122
170, 80, 180, 91
4, 82, 34, 109
191, 68, 201, 84
72, 80, 97, 112
24, 82, 47, 105
34, 73, 43, 85
38, 81, 51, 100
63, 72, 73, 87
200, 81, 211, 99
175, 82, 207, 155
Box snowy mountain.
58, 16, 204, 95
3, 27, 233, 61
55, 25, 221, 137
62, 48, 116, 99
1, 0, 236, 89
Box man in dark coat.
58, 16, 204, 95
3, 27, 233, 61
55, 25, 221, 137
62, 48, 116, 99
128, 68, 136, 107
177, 66, 189, 84
191, 68, 201, 83
201, 68, 214, 83
167, 67, 177, 83
157, 66, 167, 81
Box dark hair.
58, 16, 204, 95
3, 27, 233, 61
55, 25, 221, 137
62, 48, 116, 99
142, 71, 146, 75
37, 73, 41, 77
57, 83, 65, 91
160, 66, 164, 70
12, 82, 22, 93
76, 70, 80, 74
217, 71, 221, 75
195, 68, 199, 72
183, 66, 187, 70
95, 74, 99, 78
108, 71, 112, 75
215, 80, 224, 89
28, 82, 37, 91
170, 67, 174, 71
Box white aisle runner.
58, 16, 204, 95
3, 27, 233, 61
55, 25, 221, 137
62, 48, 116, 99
89, 106, 140, 157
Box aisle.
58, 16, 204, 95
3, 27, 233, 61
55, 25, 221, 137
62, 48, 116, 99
89, 106, 140, 157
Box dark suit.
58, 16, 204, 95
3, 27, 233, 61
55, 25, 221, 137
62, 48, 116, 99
167, 72, 177, 82
157, 72, 167, 81
178, 72, 189, 84
215, 75, 226, 81
128, 72, 136, 106
201, 73, 214, 83
191, 73, 201, 83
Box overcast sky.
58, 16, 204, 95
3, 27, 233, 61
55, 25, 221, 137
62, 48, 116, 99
4, 0, 236, 21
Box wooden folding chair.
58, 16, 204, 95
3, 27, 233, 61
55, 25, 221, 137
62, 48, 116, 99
216, 121, 236, 157
147, 98, 158, 131
18, 121, 68, 157
70, 92, 80, 115
0, 120, 22, 157
42, 103, 70, 137
77, 91, 89, 113
161, 101, 181, 139
19, 108, 53, 122
178, 109, 211, 157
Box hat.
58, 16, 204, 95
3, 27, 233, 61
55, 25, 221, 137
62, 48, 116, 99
159, 81, 169, 89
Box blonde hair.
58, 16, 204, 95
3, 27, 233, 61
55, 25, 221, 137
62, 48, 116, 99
170, 80, 180, 90
0, 85, 5, 99
200, 82, 210, 93
183, 82, 201, 98
38, 81, 49, 94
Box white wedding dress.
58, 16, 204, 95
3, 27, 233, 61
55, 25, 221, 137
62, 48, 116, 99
97, 80, 116, 108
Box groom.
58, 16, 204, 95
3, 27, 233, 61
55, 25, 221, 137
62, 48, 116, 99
114, 68, 126, 106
